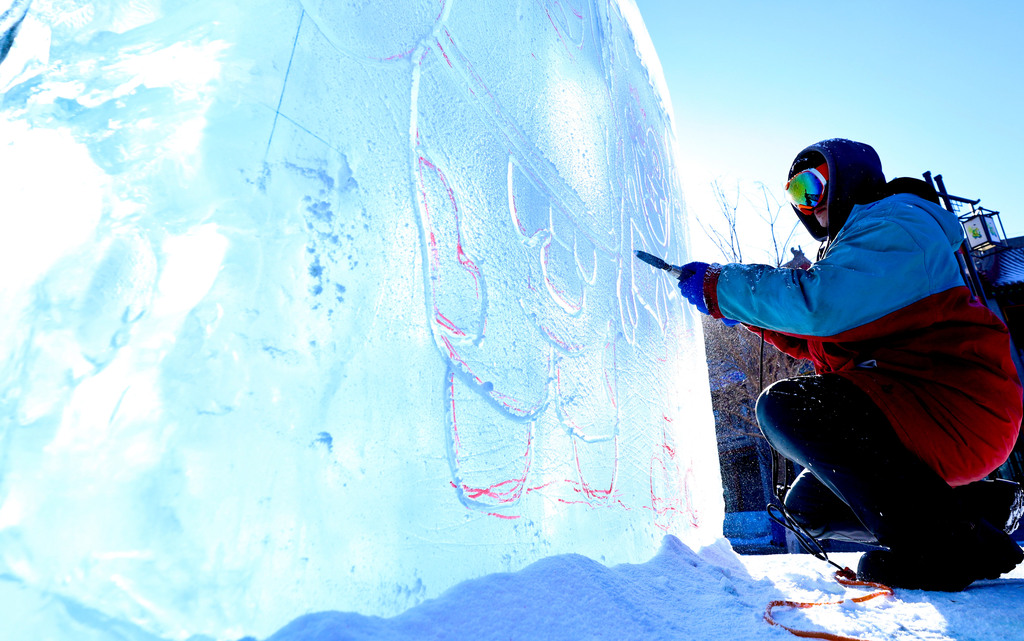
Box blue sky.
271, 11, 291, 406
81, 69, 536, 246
633, 0, 1024, 249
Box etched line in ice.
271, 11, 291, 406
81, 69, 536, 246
572, 437, 618, 500
540, 236, 584, 315
430, 28, 614, 252
265, 10, 305, 162
416, 155, 483, 339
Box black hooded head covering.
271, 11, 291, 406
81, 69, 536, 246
788, 139, 886, 242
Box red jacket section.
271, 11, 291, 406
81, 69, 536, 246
759, 286, 1021, 486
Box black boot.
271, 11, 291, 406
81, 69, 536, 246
857, 518, 1024, 591
954, 478, 1024, 535
1010, 483, 1024, 535
790, 477, 1024, 544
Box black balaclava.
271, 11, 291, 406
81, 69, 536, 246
788, 139, 886, 242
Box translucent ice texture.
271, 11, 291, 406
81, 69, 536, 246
0, 0, 31, 64
0, 0, 721, 639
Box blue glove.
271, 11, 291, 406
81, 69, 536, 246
679, 262, 741, 326
678, 261, 710, 314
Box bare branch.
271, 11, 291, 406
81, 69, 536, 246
702, 315, 812, 448
697, 178, 743, 263
745, 182, 795, 267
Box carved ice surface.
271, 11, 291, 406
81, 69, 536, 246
0, 1, 721, 639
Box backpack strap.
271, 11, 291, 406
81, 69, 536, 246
880, 177, 941, 205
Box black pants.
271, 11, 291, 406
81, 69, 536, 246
756, 374, 960, 550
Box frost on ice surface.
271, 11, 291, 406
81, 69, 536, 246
0, 0, 719, 639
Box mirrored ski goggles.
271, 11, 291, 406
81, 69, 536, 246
785, 166, 827, 214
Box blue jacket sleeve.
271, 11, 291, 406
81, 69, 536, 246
707, 198, 964, 338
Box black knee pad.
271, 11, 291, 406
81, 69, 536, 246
755, 377, 826, 458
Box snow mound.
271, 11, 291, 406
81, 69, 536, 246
266, 536, 775, 641
265, 540, 1024, 641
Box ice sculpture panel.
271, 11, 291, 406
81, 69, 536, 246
0, 1, 721, 639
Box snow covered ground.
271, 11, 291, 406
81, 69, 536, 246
263, 537, 1024, 641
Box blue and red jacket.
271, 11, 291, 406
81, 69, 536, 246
703, 192, 1022, 486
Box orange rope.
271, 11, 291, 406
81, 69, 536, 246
764, 567, 894, 641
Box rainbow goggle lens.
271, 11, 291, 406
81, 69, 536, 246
785, 167, 827, 214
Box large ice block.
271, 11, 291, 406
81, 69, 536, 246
0, 1, 721, 638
